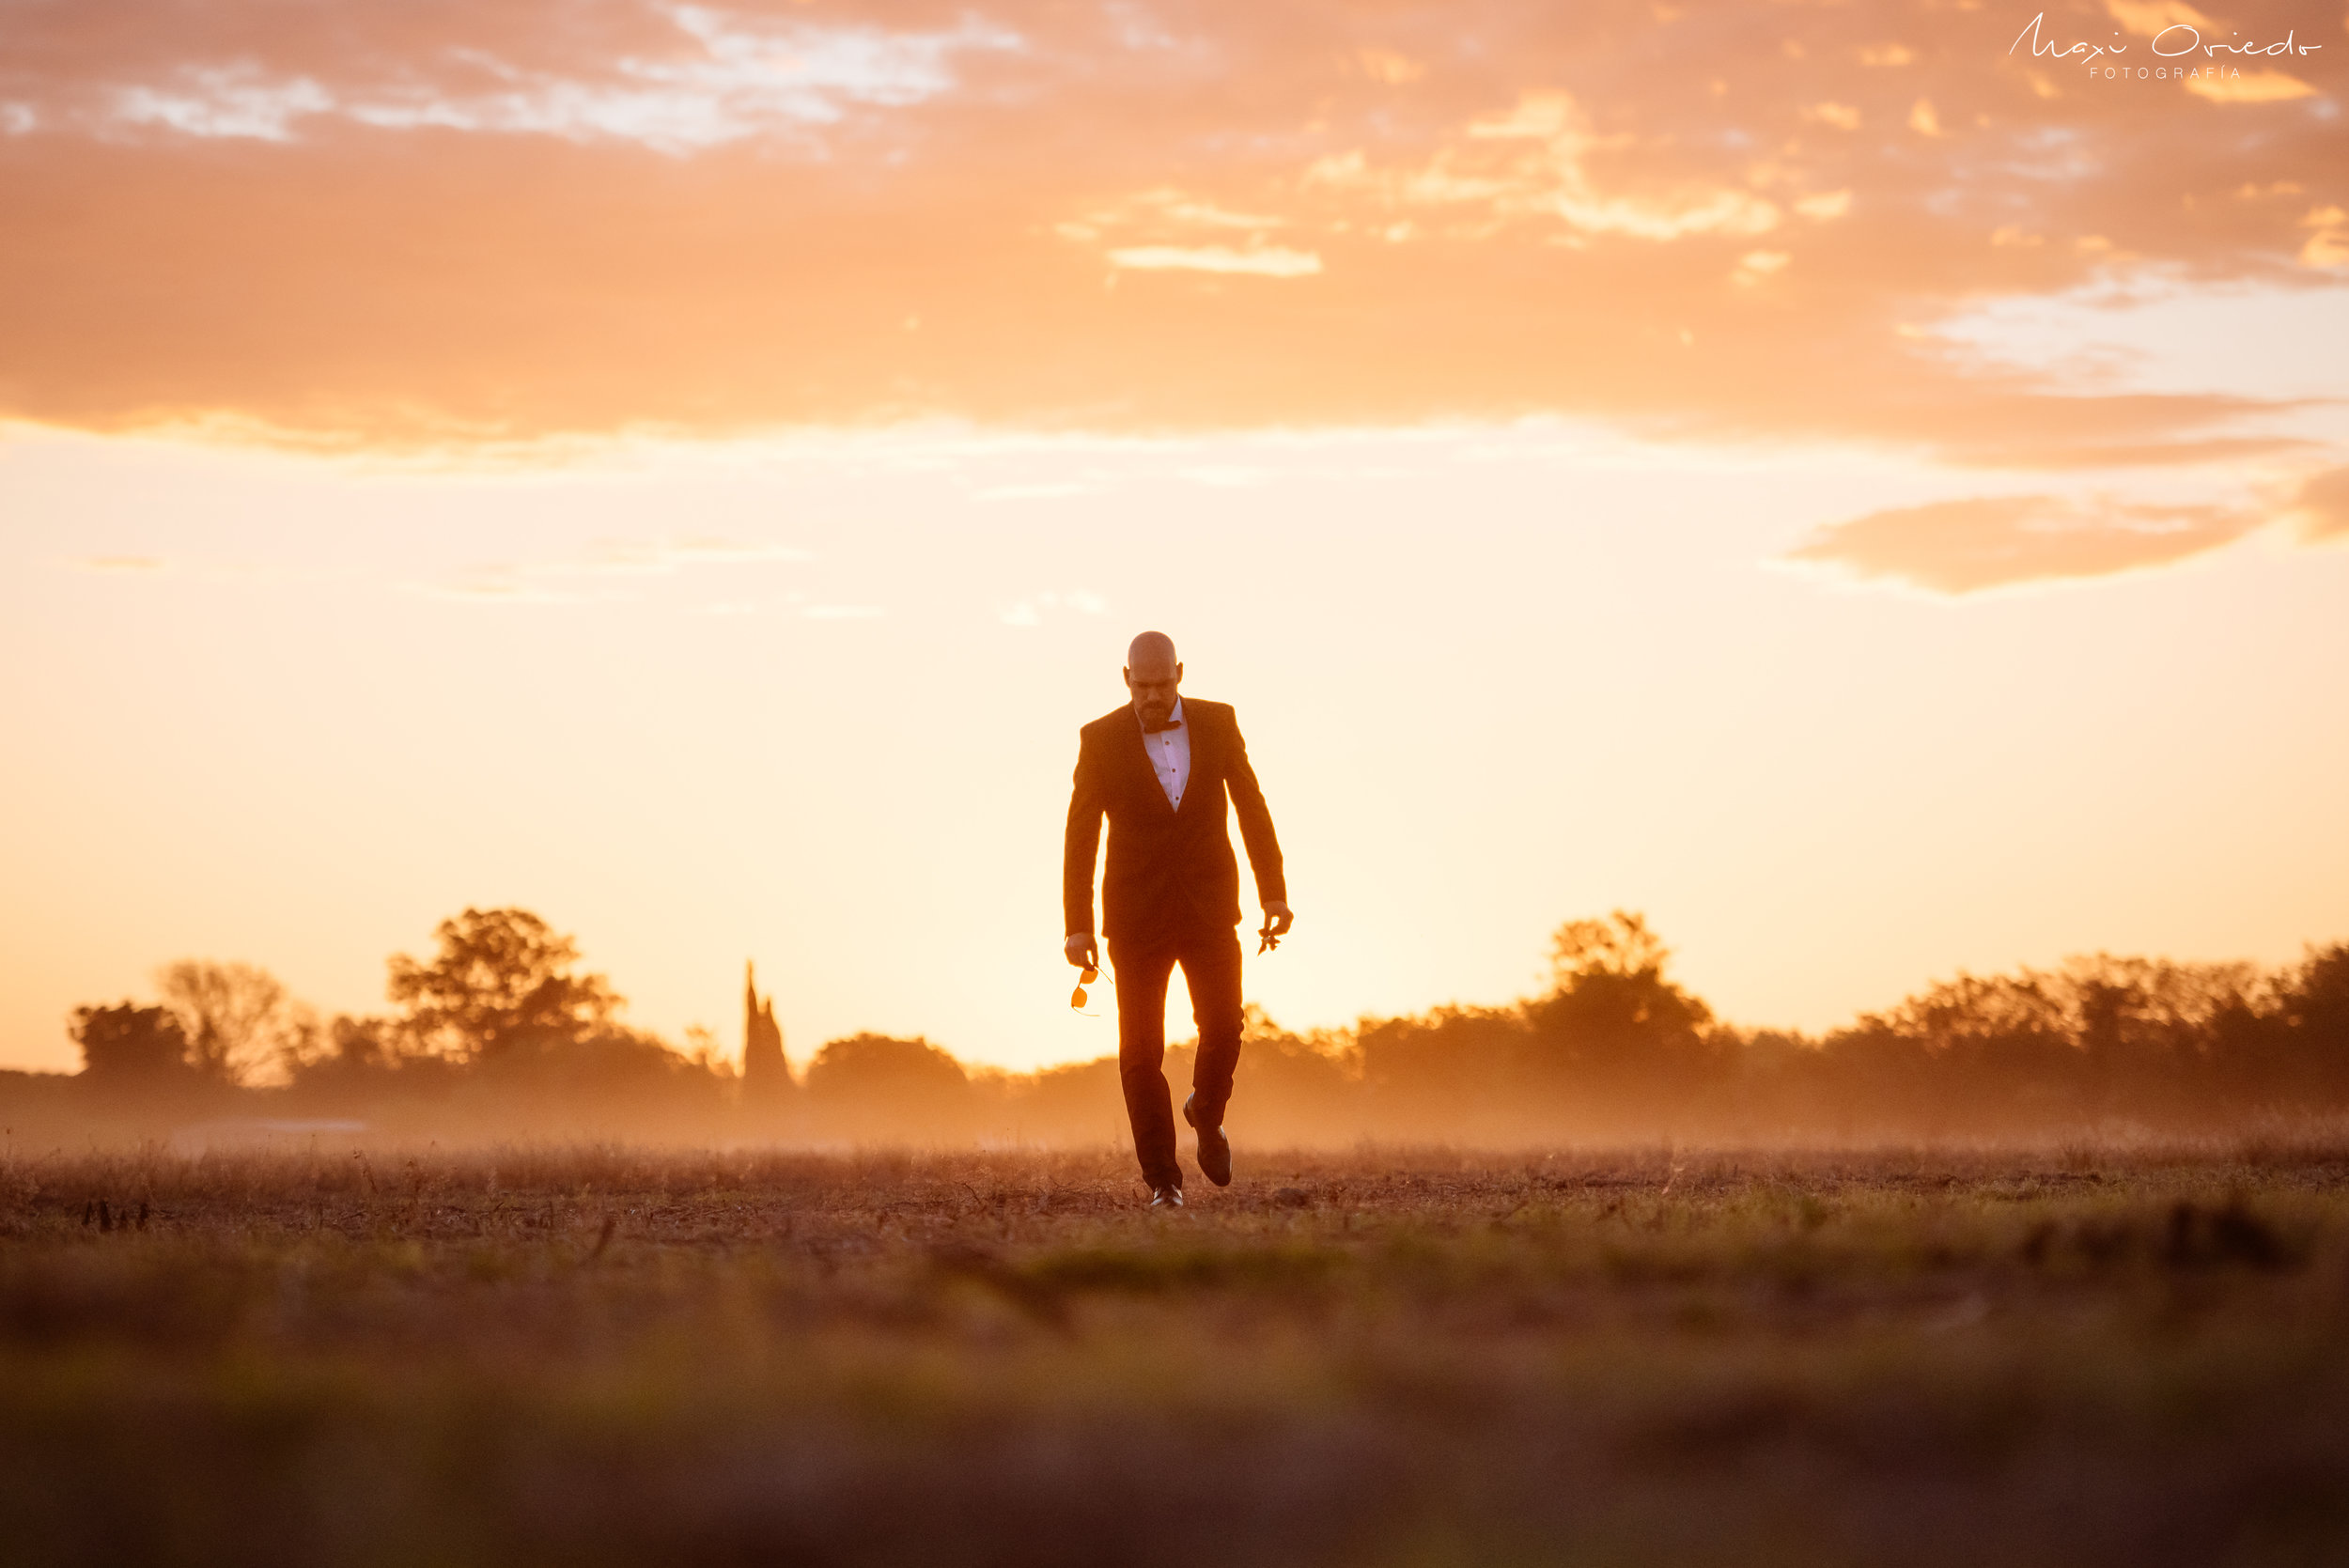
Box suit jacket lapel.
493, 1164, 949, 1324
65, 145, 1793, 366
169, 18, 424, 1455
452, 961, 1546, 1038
1171, 701, 1206, 817
1123, 703, 1177, 816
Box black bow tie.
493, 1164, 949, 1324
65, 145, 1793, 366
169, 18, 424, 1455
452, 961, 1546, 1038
1142, 717, 1183, 735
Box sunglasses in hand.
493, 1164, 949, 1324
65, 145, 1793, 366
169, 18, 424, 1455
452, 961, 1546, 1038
1069, 963, 1101, 1011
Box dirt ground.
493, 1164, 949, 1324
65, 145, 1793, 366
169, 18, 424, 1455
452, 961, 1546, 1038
3, 1139, 2346, 1566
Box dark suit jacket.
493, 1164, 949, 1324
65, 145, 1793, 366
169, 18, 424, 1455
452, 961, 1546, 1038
1064, 698, 1286, 946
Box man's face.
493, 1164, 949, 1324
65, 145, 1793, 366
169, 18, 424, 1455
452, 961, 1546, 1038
1125, 656, 1182, 728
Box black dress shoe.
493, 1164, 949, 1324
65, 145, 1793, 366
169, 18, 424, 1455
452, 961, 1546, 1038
1184, 1093, 1232, 1188
1149, 1185, 1185, 1209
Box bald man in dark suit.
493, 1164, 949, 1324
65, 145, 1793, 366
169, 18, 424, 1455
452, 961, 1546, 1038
1064, 632, 1292, 1207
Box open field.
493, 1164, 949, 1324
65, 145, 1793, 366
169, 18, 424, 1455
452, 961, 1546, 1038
5, 1141, 2349, 1566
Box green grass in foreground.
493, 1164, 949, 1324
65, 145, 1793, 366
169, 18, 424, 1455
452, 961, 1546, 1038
3, 1142, 2347, 1566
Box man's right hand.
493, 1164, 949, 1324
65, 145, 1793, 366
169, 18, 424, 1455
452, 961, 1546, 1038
1065, 933, 1099, 970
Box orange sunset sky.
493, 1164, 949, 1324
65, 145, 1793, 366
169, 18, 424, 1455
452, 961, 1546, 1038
2, 0, 2344, 1074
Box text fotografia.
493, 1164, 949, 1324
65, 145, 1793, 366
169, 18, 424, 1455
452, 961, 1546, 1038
2010, 12, 2322, 74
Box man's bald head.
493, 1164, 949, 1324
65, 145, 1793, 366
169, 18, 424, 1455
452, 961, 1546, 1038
1127, 631, 1178, 677
1123, 631, 1183, 727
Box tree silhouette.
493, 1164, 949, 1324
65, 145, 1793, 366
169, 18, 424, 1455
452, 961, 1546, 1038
70, 1003, 195, 1085
1524, 909, 1718, 1098
2279, 943, 2349, 1099
804, 1033, 969, 1122
1547, 910, 1673, 985
741, 964, 791, 1105
155, 960, 310, 1083
386, 908, 621, 1062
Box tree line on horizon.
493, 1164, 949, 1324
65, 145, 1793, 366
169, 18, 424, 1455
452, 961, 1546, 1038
13, 907, 2349, 1143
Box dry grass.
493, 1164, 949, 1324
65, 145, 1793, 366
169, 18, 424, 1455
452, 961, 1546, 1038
3, 1140, 2348, 1566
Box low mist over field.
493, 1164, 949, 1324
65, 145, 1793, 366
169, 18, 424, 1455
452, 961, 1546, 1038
12, 906, 2348, 1153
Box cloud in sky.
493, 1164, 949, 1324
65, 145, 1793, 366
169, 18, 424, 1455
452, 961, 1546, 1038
70, 554, 167, 572
0, 0, 2340, 512
399, 534, 810, 601
1301, 89, 1786, 242
540, 536, 813, 574
2293, 464, 2349, 540
407, 578, 629, 606
29, 8, 1022, 151
1785, 491, 2263, 593
999, 587, 1110, 626
1106, 245, 1323, 277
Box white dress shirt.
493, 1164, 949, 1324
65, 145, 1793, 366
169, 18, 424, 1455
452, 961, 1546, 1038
1140, 696, 1190, 810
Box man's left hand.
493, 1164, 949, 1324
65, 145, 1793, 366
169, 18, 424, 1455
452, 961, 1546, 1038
1261, 901, 1294, 939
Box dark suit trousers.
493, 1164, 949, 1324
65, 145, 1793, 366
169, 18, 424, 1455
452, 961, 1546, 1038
1108, 925, 1243, 1190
